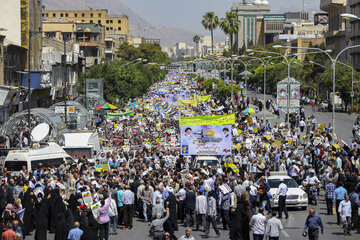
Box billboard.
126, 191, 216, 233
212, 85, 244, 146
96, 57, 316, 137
180, 125, 232, 155
277, 84, 288, 108
290, 83, 300, 108
277, 83, 300, 108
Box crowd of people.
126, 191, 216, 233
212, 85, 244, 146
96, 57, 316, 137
0, 73, 359, 240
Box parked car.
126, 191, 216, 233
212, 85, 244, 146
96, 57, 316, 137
334, 104, 343, 112
318, 101, 329, 112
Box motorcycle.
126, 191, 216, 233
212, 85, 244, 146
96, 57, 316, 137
301, 180, 317, 206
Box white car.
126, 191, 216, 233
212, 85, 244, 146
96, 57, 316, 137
193, 156, 220, 169
257, 172, 308, 210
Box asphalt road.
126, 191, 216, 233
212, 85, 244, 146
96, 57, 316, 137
25, 190, 359, 240
249, 91, 357, 145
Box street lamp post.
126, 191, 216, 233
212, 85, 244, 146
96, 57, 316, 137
247, 48, 328, 127
274, 44, 360, 136
63, 37, 68, 126
27, 29, 32, 130
310, 60, 355, 111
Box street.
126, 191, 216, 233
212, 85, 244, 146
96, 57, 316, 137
249, 91, 357, 145
24, 190, 359, 240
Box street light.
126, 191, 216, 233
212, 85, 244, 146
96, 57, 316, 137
340, 13, 360, 20
272, 45, 360, 136
247, 48, 328, 127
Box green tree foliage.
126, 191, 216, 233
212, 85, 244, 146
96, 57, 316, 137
220, 12, 240, 53
202, 77, 242, 98
321, 62, 360, 105
193, 35, 200, 57
201, 12, 219, 54
78, 42, 168, 106
117, 42, 170, 64
78, 61, 166, 106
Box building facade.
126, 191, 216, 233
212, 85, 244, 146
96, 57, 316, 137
290, 37, 327, 61
320, 0, 347, 58
231, 1, 271, 49
42, 8, 129, 37
348, 0, 360, 69
263, 14, 285, 45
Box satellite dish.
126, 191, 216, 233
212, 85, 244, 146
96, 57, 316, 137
31, 123, 50, 142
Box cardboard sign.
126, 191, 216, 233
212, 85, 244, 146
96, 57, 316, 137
82, 191, 93, 206
91, 202, 101, 219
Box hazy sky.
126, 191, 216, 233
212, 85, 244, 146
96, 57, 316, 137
120, 0, 321, 34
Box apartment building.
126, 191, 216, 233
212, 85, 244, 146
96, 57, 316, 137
43, 8, 129, 37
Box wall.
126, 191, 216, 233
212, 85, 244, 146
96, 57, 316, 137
0, 0, 21, 46
43, 9, 129, 37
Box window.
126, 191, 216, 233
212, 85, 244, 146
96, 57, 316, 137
110, 20, 113, 23
53, 13, 56, 17
46, 13, 49, 17
89, 83, 98, 89
5, 161, 28, 172
110, 27, 113, 30
98, 20, 101, 24
106, 20, 109, 24
31, 158, 65, 170
65, 13, 68, 17
98, 13, 102, 17
106, 27, 109, 30
60, 13, 64, 17
74, 13, 78, 17
118, 20, 121, 24
90, 20, 93, 23
82, 13, 85, 17
90, 13, 93, 17
118, 27, 121, 31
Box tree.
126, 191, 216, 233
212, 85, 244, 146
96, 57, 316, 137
220, 11, 240, 54
201, 12, 219, 55
117, 42, 170, 65
193, 35, 200, 57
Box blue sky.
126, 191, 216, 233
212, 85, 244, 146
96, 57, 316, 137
120, 0, 321, 34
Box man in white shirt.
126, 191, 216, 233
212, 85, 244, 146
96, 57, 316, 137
275, 178, 289, 219
279, 160, 287, 172
195, 191, 207, 232
339, 195, 352, 236
250, 207, 267, 240
267, 211, 283, 240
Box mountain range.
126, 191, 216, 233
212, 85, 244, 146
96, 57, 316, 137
42, 0, 198, 47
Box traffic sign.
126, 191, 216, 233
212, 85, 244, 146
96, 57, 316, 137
351, 91, 354, 98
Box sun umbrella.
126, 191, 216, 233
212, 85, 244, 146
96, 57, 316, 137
242, 108, 256, 114
95, 103, 117, 111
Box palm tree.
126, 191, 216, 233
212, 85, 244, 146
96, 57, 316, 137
220, 11, 240, 54
201, 12, 219, 55
193, 35, 200, 57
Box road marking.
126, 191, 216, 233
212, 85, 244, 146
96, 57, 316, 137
282, 230, 290, 238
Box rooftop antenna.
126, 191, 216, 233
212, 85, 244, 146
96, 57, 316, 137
302, 0, 305, 12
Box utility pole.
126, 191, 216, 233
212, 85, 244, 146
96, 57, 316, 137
63, 37, 67, 126
84, 52, 87, 110
27, 0, 33, 130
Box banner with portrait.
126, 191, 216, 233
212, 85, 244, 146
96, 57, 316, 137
277, 84, 287, 108
289, 83, 300, 108
180, 125, 232, 155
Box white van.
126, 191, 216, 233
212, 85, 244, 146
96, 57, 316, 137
4, 142, 75, 173
62, 131, 101, 162
193, 156, 221, 169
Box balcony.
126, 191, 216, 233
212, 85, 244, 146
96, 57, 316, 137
320, 0, 346, 12
77, 41, 100, 47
